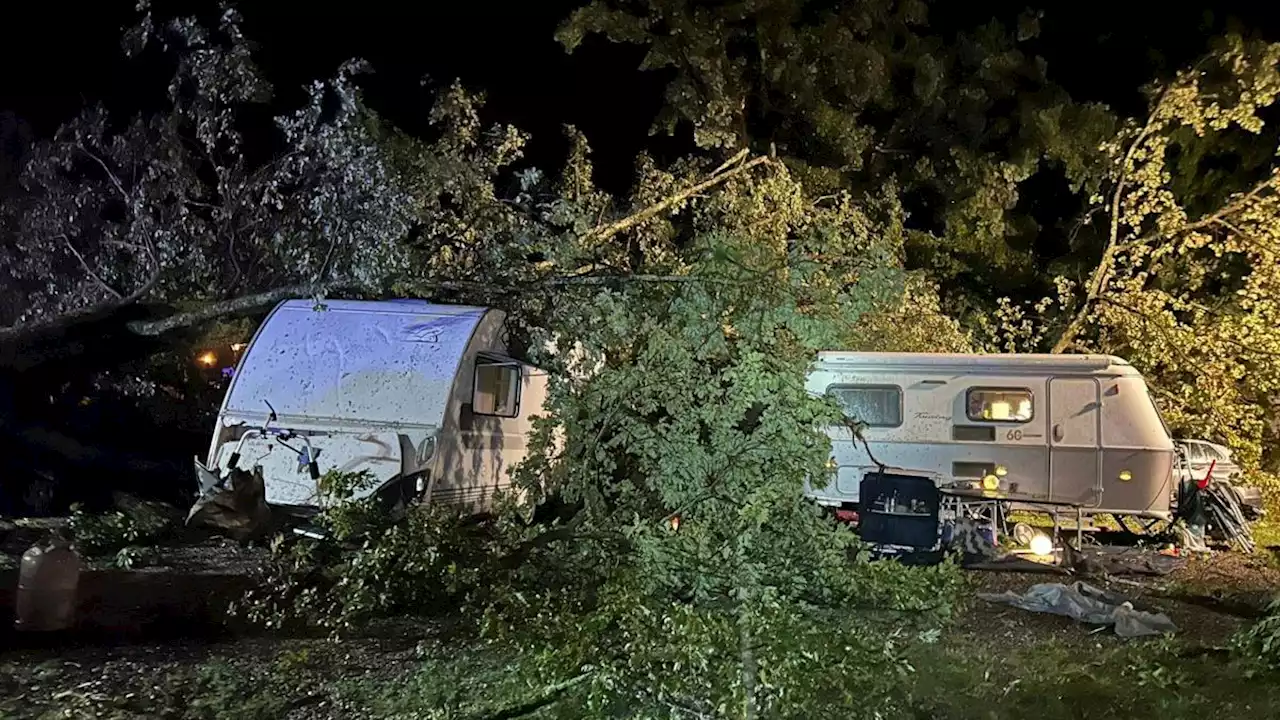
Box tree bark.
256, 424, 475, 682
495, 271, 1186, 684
1049, 87, 1172, 355
737, 598, 759, 720
582, 153, 773, 246
123, 281, 356, 336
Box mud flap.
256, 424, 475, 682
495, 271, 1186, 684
186, 462, 275, 542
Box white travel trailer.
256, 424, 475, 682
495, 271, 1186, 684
196, 299, 548, 515
806, 352, 1177, 522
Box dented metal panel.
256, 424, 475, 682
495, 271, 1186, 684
211, 432, 404, 507
222, 299, 486, 428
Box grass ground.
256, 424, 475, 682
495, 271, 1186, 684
915, 547, 1280, 719
3, 523, 1279, 719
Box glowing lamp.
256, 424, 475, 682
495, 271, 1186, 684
669, 515, 681, 532
1118, 469, 1133, 482
981, 474, 1000, 491
1029, 533, 1053, 555
995, 465, 1008, 477
196, 351, 217, 367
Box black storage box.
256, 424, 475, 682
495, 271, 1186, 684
858, 472, 941, 549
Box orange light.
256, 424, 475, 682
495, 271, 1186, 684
196, 351, 217, 367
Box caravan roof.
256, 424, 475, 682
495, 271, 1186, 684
221, 299, 489, 427
814, 351, 1140, 376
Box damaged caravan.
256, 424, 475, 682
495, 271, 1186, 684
190, 299, 548, 532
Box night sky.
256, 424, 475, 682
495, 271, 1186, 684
3, 1, 1280, 192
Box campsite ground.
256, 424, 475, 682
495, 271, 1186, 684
2, 523, 1280, 719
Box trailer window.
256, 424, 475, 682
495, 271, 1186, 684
966, 388, 1033, 423
473, 357, 521, 417
827, 385, 903, 428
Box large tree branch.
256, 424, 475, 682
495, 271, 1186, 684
77, 145, 131, 203
1052, 175, 1278, 355
465, 673, 590, 720
1117, 171, 1280, 250
123, 272, 730, 337
1185, 170, 1279, 233
2, 154, 768, 363
1051, 88, 1172, 354
59, 234, 124, 300
122, 281, 358, 336
581, 153, 774, 245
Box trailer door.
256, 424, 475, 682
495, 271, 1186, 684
1048, 377, 1102, 504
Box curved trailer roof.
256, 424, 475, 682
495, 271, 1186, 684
221, 299, 489, 428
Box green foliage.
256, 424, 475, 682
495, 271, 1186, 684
1234, 596, 1280, 673
556, 0, 1118, 312
242, 125, 967, 715
475, 151, 967, 715
0, 4, 415, 323
235, 470, 511, 633
972, 34, 1280, 476
68, 503, 169, 558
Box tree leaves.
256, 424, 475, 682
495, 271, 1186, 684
493, 149, 967, 715
1005, 35, 1280, 475
556, 0, 1121, 312
0, 7, 414, 326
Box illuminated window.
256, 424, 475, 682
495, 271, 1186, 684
827, 385, 903, 427
473, 357, 521, 417
966, 388, 1033, 423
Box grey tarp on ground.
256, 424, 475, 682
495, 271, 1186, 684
977, 581, 1178, 637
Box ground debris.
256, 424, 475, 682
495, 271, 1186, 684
977, 581, 1179, 637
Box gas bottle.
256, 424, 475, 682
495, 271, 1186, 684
14, 537, 82, 632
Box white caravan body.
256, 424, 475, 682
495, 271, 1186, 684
806, 352, 1176, 520
202, 299, 547, 513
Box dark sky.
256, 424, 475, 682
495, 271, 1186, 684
3, 1, 1280, 191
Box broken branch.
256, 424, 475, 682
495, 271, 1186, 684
123, 280, 358, 336
465, 673, 591, 720
583, 154, 774, 245
1051, 85, 1174, 354
59, 234, 124, 300
77, 145, 132, 203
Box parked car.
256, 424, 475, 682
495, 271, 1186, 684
1174, 439, 1265, 519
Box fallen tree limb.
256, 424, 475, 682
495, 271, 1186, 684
2, 153, 776, 370
466, 672, 591, 720
581, 153, 774, 246
123, 280, 358, 336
